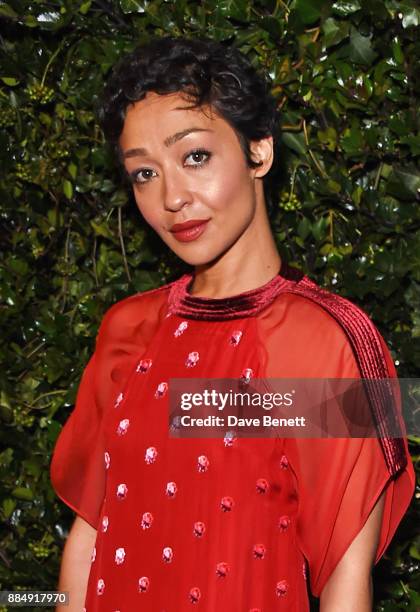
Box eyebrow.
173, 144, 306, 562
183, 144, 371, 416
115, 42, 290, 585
122, 127, 214, 159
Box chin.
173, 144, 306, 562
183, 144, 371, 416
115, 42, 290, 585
160, 226, 244, 267
173, 251, 219, 267
166, 243, 224, 267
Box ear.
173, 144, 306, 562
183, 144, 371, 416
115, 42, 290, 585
249, 136, 274, 178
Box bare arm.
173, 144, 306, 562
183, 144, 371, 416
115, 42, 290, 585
56, 515, 97, 611
320, 490, 386, 612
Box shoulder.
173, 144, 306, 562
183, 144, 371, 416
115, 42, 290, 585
90, 278, 180, 409
280, 272, 365, 316
95, 277, 176, 346
275, 273, 393, 378
278, 273, 381, 338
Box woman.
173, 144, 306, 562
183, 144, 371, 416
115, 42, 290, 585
50, 36, 415, 611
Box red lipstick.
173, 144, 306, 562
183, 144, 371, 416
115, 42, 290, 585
170, 219, 210, 243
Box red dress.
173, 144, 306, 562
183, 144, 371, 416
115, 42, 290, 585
50, 265, 415, 611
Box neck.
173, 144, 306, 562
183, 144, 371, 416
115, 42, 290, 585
189, 195, 281, 298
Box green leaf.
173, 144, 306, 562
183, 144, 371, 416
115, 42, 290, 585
80, 1, 92, 14
392, 36, 404, 65
409, 542, 420, 560
352, 185, 363, 205
340, 124, 365, 156
0, 448, 13, 467
0, 4, 18, 18
68, 163, 78, 180
397, 4, 420, 28
12, 487, 34, 501
1, 77, 19, 86
349, 27, 378, 66
22, 459, 41, 478
216, 0, 251, 21
290, 0, 324, 25
327, 179, 341, 193
119, 0, 146, 12
318, 127, 338, 152
0, 2, 18, 19
386, 169, 420, 201
322, 18, 350, 48
297, 217, 311, 240
9, 257, 29, 275
259, 16, 283, 38
281, 132, 307, 156
63, 179, 73, 199
23, 15, 39, 28
400, 136, 420, 156
332, 1, 361, 17
311, 216, 328, 241
2, 498, 16, 518
90, 220, 114, 239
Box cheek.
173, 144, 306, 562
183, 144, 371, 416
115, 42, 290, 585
133, 192, 160, 227
204, 163, 253, 212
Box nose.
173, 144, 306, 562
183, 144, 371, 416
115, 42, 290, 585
162, 168, 193, 212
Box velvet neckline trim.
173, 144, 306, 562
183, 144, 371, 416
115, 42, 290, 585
167, 261, 304, 321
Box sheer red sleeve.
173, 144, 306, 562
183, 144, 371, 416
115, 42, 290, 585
50, 352, 107, 529
285, 328, 415, 598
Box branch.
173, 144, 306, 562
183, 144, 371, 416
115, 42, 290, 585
117, 207, 132, 283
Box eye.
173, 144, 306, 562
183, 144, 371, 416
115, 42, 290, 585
131, 168, 157, 184
184, 149, 212, 167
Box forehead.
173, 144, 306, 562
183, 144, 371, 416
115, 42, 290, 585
125, 90, 217, 122
120, 91, 232, 146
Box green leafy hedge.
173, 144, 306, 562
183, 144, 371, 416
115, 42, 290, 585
0, 1, 419, 610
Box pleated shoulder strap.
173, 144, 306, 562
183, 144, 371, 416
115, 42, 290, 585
282, 268, 407, 477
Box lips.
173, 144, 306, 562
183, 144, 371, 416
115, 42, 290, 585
169, 218, 210, 243
170, 219, 210, 232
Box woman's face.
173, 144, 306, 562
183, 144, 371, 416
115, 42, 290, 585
119, 91, 272, 266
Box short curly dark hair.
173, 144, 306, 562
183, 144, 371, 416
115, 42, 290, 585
99, 36, 281, 216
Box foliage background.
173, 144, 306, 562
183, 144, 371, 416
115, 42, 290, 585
0, 0, 419, 610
